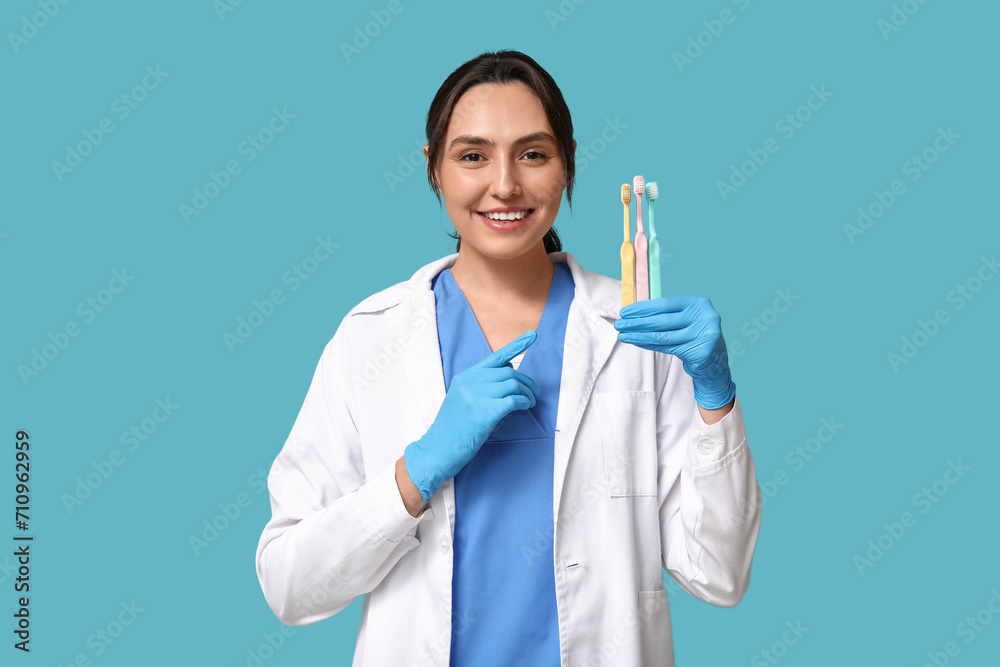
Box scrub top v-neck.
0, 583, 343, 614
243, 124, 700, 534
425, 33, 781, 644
430, 260, 575, 667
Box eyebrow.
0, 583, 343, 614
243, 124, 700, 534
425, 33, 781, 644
448, 131, 557, 150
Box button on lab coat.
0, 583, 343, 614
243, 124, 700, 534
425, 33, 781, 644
255, 251, 763, 666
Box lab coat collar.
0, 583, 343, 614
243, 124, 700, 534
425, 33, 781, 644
352, 251, 623, 321
378, 250, 621, 538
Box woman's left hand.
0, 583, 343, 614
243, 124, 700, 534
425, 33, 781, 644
614, 295, 736, 409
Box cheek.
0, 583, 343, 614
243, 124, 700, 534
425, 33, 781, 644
532, 172, 567, 203
441, 166, 486, 200
527, 159, 567, 196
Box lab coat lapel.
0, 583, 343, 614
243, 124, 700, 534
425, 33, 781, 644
387, 272, 460, 539
389, 289, 446, 438
550, 255, 619, 521
384, 254, 453, 443
386, 252, 621, 537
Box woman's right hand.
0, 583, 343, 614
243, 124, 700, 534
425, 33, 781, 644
403, 330, 540, 502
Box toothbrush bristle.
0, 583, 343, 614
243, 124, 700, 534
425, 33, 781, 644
633, 175, 644, 196
646, 182, 658, 201
621, 184, 631, 204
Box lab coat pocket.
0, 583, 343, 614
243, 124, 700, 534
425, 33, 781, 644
595, 391, 657, 497
636, 589, 672, 663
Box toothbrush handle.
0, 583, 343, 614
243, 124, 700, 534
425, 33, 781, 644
647, 204, 660, 300
634, 231, 648, 301
634, 194, 647, 300
621, 203, 635, 306
648, 235, 661, 300
621, 242, 635, 307
623, 202, 630, 244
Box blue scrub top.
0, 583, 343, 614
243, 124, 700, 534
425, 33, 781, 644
430, 260, 575, 667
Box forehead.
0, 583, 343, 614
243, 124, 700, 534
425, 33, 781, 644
446, 82, 553, 141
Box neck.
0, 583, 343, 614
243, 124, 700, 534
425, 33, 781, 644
450, 241, 555, 303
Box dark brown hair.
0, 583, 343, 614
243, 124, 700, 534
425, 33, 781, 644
424, 50, 574, 254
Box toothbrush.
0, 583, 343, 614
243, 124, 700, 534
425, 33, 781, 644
620, 184, 635, 307
646, 181, 661, 300
632, 176, 648, 301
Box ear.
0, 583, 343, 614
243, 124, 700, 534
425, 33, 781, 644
424, 144, 440, 191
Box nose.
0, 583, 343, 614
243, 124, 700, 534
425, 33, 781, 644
489, 154, 521, 199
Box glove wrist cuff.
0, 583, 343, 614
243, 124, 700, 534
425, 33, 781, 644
404, 435, 440, 503
692, 374, 736, 411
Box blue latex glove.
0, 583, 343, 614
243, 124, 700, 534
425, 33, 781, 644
614, 296, 736, 410
404, 330, 540, 502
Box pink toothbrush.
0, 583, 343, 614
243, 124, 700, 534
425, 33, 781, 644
633, 175, 648, 301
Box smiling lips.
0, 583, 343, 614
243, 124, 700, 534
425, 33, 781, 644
478, 208, 534, 221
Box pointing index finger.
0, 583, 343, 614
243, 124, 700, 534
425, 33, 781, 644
475, 330, 537, 369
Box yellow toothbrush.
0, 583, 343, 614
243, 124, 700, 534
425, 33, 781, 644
620, 184, 635, 307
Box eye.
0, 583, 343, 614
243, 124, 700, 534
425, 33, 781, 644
524, 151, 549, 161
459, 152, 484, 162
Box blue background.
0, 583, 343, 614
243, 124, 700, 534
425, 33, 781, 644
3, 0, 998, 665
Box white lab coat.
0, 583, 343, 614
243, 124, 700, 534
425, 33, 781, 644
255, 251, 762, 667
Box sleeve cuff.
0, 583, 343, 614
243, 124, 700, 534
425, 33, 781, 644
687, 395, 748, 469
358, 463, 435, 545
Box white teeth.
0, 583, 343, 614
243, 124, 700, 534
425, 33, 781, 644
483, 210, 530, 221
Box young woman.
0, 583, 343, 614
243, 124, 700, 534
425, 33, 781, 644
256, 50, 761, 667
